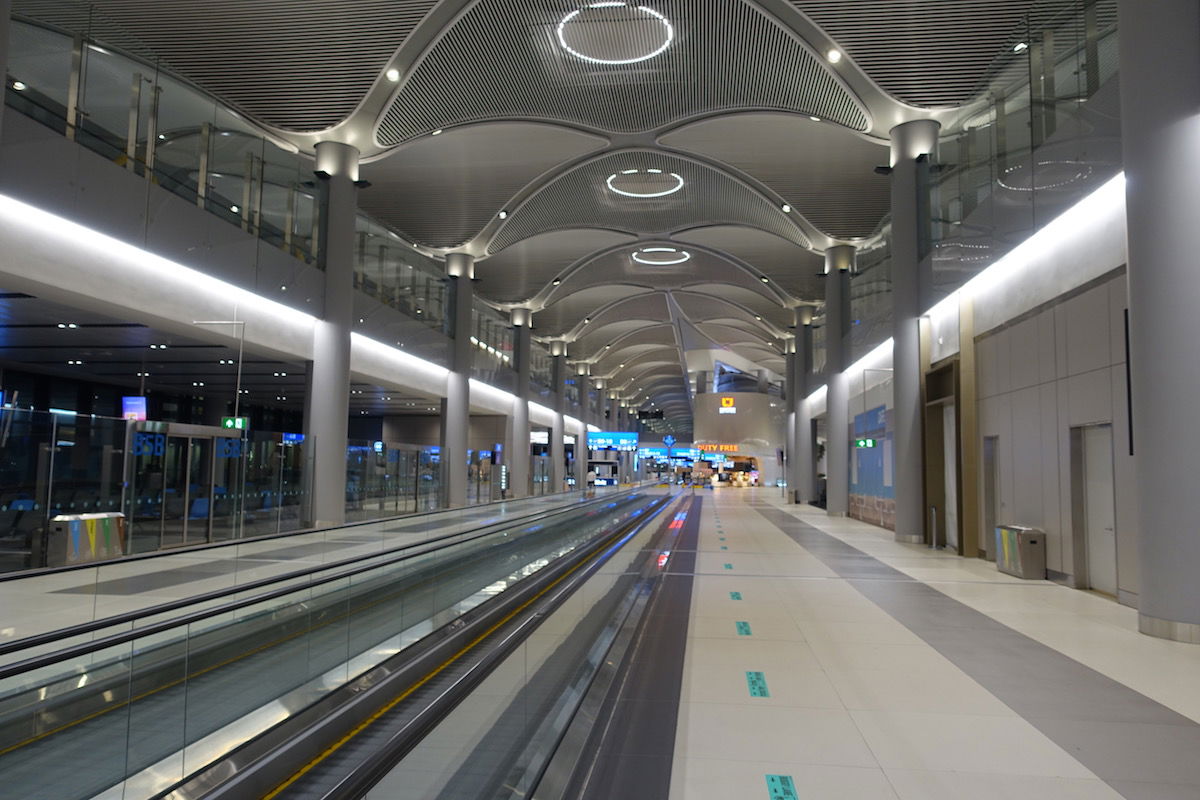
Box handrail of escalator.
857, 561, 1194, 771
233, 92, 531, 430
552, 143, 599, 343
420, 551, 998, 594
0, 487, 645, 678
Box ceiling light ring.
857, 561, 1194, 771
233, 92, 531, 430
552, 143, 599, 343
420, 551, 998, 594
632, 247, 691, 266
556, 3, 675, 66
605, 170, 685, 198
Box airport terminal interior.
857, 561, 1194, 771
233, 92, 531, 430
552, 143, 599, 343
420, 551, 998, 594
1, 0, 1199, 798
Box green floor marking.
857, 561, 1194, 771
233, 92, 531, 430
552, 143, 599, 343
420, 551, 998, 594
720, 545, 728, 550
724, 563, 733, 570
730, 591, 742, 600
746, 671, 770, 697
766, 774, 798, 800
735, 620, 753, 636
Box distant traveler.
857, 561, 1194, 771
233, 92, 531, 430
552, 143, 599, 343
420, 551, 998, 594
585, 469, 596, 496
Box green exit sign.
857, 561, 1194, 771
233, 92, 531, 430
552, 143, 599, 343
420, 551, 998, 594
855, 438, 877, 448
222, 416, 250, 431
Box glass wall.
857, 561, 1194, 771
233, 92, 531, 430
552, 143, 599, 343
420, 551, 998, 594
354, 214, 448, 334
928, 0, 1121, 298
344, 440, 440, 523
849, 236, 893, 364
470, 303, 517, 393
529, 341, 554, 403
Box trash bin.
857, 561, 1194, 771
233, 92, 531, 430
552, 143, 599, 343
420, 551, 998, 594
47, 513, 127, 567
994, 525, 1046, 580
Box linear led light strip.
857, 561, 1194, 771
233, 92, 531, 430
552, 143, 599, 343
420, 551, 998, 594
557, 2, 674, 65
805, 172, 1127, 405
606, 168, 685, 198
633, 247, 690, 265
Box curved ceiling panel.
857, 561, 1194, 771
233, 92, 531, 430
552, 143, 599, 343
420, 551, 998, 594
558, 247, 783, 301
378, 0, 868, 146
476, 229, 636, 303
359, 123, 607, 248
660, 112, 889, 239
678, 285, 791, 325
14, 0, 437, 131
793, 0, 1063, 108
535, 286, 662, 335
673, 225, 826, 301
491, 151, 809, 253
673, 292, 787, 333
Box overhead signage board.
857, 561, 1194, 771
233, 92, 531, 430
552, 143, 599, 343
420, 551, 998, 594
530, 430, 549, 445
221, 416, 250, 431
587, 431, 639, 451
122, 396, 148, 421
639, 447, 669, 459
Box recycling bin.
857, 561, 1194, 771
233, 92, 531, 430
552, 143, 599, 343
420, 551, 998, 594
994, 524, 1046, 580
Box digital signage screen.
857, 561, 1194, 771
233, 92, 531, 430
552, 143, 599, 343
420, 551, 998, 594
587, 431, 639, 451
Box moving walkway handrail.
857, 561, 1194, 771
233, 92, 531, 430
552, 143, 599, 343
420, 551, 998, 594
0, 488, 642, 673
0, 486, 612, 584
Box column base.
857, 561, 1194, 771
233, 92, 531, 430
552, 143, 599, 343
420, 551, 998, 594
895, 533, 924, 544
1139, 612, 1200, 644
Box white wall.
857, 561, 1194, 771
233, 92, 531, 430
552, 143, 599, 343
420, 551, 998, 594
976, 271, 1139, 600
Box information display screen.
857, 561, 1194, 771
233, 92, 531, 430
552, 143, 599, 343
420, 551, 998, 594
587, 431, 639, 451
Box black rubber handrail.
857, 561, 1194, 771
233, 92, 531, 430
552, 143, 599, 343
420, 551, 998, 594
0, 489, 641, 667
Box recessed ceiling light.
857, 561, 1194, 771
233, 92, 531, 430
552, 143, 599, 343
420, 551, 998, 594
230, 205, 239, 213
1013, 42, 1028, 53
781, 204, 791, 213
11, 81, 27, 91
809, 116, 821, 122
583, 317, 591, 324
498, 210, 508, 219
557, 2, 674, 65
431, 128, 443, 136
633, 247, 691, 266
826, 48, 842, 63
760, 276, 770, 283
385, 68, 400, 82
553, 278, 562, 286
606, 170, 685, 198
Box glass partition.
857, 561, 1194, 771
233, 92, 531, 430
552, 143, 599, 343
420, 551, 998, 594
928, 0, 1121, 298
850, 237, 893, 364
345, 440, 441, 523
354, 214, 448, 334
470, 303, 517, 392
528, 341, 553, 402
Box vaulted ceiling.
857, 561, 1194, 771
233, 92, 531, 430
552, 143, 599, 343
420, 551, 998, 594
12, 0, 1083, 436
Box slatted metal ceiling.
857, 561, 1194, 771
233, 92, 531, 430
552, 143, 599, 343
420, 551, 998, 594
13, 0, 438, 131
549, 248, 783, 304
475, 230, 636, 304
793, 0, 1087, 107
672, 226, 825, 301
360, 123, 607, 249
490, 150, 810, 254
661, 113, 890, 240
378, 0, 868, 146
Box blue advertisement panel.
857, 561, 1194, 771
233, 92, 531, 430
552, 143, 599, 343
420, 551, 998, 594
588, 431, 639, 451
122, 396, 148, 421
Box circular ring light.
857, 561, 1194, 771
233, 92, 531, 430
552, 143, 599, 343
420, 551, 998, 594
557, 3, 674, 65
633, 247, 691, 266
606, 168, 685, 198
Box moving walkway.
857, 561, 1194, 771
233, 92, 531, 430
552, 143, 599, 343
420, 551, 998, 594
0, 487, 689, 799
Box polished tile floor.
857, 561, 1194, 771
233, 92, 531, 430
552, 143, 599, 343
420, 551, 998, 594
669, 490, 1200, 800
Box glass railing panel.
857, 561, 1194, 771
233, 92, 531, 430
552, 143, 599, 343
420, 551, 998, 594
850, 238, 893, 365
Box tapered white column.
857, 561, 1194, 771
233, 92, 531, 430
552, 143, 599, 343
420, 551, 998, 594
551, 342, 567, 492
305, 141, 358, 527
441, 252, 474, 508
890, 119, 940, 542
507, 307, 532, 499
1119, 0, 1200, 642
824, 246, 853, 516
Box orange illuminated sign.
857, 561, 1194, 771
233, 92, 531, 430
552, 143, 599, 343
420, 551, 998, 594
700, 443, 741, 452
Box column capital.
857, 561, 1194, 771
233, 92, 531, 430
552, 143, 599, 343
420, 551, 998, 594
446, 252, 475, 279
793, 306, 814, 327
511, 306, 532, 327
889, 119, 941, 166
314, 140, 360, 181
823, 244, 857, 274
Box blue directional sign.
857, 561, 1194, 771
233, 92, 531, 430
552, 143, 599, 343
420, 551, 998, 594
663, 434, 676, 447
587, 431, 639, 451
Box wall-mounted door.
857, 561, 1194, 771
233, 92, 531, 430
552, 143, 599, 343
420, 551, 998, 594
1082, 424, 1118, 596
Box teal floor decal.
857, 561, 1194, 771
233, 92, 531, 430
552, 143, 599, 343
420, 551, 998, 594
724, 563, 733, 570
721, 545, 728, 550
730, 591, 742, 600
736, 620, 753, 636
746, 671, 770, 697
766, 774, 798, 799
